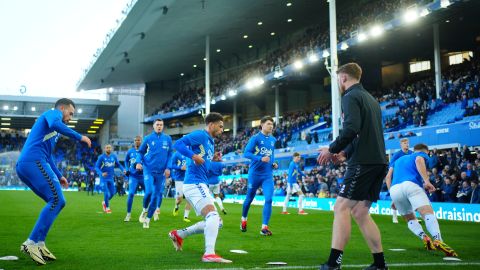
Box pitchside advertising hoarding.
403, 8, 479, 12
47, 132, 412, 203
224, 195, 480, 223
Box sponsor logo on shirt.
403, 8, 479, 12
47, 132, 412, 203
43, 131, 58, 142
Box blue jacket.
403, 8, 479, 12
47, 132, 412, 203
125, 147, 143, 179
95, 153, 124, 180
169, 151, 187, 181
136, 131, 173, 173
244, 132, 276, 176
18, 109, 82, 179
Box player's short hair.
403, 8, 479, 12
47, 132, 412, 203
293, 152, 300, 157
55, 98, 75, 109
260, 116, 274, 124
153, 118, 163, 123
105, 144, 112, 148
413, 143, 428, 151
337, 63, 362, 81
205, 112, 223, 124
400, 138, 409, 143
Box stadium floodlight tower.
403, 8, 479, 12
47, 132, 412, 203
329, 0, 341, 138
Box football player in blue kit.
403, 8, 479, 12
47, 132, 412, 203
16, 98, 91, 265
95, 144, 126, 213
241, 116, 278, 236
124, 136, 145, 222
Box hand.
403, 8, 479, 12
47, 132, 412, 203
60, 177, 69, 189
181, 165, 186, 171
317, 147, 333, 165
136, 163, 143, 171
102, 172, 108, 177
164, 169, 171, 178
213, 152, 223, 161
272, 162, 279, 169
424, 182, 436, 193
81, 136, 92, 148
192, 154, 205, 165
261, 156, 270, 163
390, 202, 397, 210
332, 151, 346, 164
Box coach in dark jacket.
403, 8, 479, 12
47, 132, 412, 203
318, 63, 388, 270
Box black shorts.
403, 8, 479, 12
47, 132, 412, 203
338, 164, 387, 202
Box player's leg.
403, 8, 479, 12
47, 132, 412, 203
173, 181, 183, 216
282, 183, 292, 214
169, 183, 231, 263
296, 184, 307, 214
101, 179, 110, 212
144, 174, 162, 227
260, 177, 274, 235
350, 165, 387, 270
183, 200, 192, 222
416, 202, 457, 256
212, 185, 226, 214
140, 172, 153, 223
107, 180, 115, 208
241, 177, 261, 232
125, 177, 139, 221
103, 180, 114, 213
153, 174, 166, 221
17, 161, 66, 264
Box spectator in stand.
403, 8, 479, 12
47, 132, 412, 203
456, 181, 472, 203
470, 180, 480, 204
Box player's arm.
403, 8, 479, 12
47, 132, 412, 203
135, 137, 148, 165
169, 153, 182, 170
48, 155, 63, 179
270, 143, 278, 168
114, 155, 125, 172
298, 164, 306, 177
46, 110, 90, 146
415, 156, 435, 193
329, 95, 361, 154
173, 136, 195, 159
174, 133, 205, 165
124, 151, 131, 169
94, 156, 103, 176
385, 167, 394, 190
243, 137, 261, 161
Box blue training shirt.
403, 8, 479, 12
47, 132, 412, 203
17, 109, 82, 179
136, 131, 173, 173
207, 161, 225, 185
169, 151, 187, 181
243, 132, 276, 177
288, 161, 305, 184
389, 149, 413, 168
125, 147, 143, 179
392, 152, 429, 188
174, 130, 214, 184
95, 153, 124, 180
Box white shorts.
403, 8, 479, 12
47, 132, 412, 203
209, 183, 220, 195
286, 183, 302, 194
175, 181, 184, 198
183, 183, 216, 216
390, 181, 431, 216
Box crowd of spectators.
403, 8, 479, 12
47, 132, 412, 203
215, 105, 332, 155
215, 145, 480, 204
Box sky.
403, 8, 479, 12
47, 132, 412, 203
0, 0, 130, 99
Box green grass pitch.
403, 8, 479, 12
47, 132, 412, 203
0, 190, 479, 269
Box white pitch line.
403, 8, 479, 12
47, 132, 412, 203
167, 261, 480, 270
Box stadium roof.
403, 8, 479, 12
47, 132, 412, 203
0, 95, 119, 134
76, 0, 329, 90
